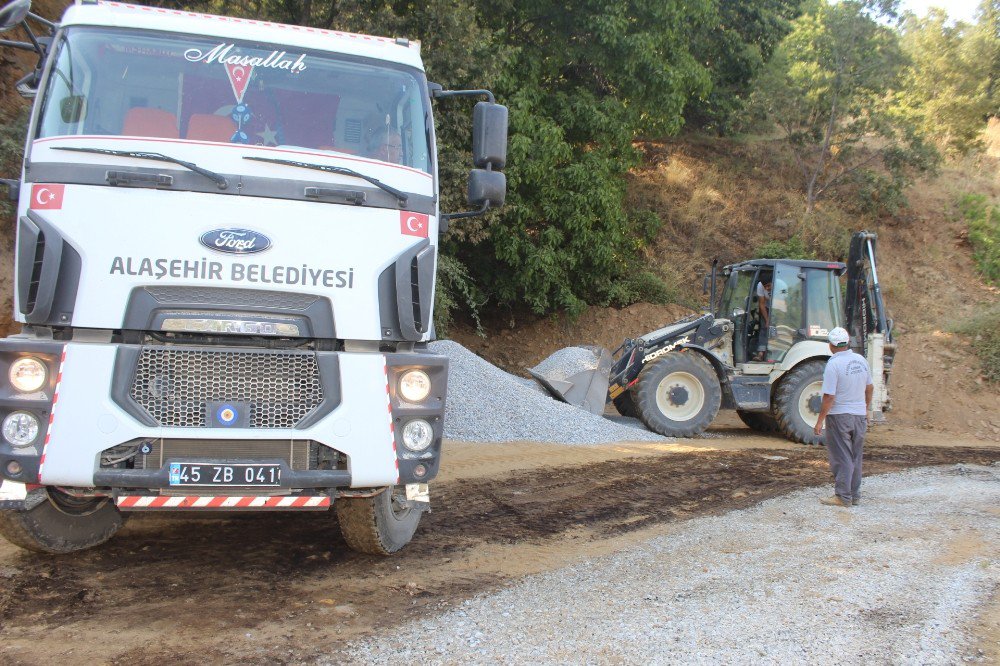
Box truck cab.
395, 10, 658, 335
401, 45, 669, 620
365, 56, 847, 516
716, 259, 846, 368
0, 0, 507, 555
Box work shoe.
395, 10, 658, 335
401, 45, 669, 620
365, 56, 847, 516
819, 495, 852, 507
852, 498, 860, 506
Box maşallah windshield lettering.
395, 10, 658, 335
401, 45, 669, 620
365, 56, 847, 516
183, 43, 308, 73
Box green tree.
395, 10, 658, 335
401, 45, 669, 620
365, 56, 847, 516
459, 0, 712, 315
751, 0, 936, 213
685, 0, 803, 134
899, 5, 1000, 154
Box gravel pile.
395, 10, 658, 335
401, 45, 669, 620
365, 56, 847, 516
530, 346, 601, 381
342, 464, 1000, 664
430, 340, 665, 445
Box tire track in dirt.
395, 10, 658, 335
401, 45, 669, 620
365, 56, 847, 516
0, 444, 997, 664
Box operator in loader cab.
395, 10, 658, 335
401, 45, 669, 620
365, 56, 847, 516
754, 277, 772, 360
814, 327, 874, 508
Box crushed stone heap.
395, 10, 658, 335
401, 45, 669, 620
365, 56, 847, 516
429, 340, 668, 445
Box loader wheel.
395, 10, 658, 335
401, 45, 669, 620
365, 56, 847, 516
773, 360, 826, 445
0, 489, 125, 554
336, 487, 422, 555
634, 351, 721, 438
613, 389, 639, 418
737, 410, 780, 433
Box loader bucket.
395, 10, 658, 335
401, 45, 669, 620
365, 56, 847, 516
527, 345, 613, 415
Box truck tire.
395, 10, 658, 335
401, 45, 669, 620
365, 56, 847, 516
773, 360, 826, 445
0, 490, 125, 554
737, 410, 780, 433
634, 351, 721, 438
613, 389, 638, 418
336, 487, 421, 555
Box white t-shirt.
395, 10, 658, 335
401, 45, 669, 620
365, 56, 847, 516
756, 282, 770, 299
821, 350, 873, 416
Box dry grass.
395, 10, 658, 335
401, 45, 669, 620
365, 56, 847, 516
626, 136, 857, 302
986, 118, 1000, 159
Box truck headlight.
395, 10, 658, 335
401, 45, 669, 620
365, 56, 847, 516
401, 419, 433, 452
2, 412, 40, 447
398, 369, 431, 402
9, 357, 47, 393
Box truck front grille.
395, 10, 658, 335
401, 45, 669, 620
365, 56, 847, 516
137, 439, 313, 470
129, 348, 323, 428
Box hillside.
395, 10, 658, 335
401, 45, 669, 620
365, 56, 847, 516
450, 136, 1000, 442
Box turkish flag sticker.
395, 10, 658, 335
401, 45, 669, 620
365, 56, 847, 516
225, 64, 255, 103
30, 184, 65, 210
400, 211, 429, 238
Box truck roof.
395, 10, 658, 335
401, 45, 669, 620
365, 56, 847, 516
61, 1, 425, 70
726, 259, 848, 274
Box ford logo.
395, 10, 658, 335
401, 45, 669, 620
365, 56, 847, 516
199, 228, 272, 255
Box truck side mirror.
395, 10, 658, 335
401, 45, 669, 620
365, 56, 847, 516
472, 102, 507, 170
60, 95, 86, 123
468, 169, 506, 208
0, 0, 31, 32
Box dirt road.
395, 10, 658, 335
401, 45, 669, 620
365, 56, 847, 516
0, 427, 998, 665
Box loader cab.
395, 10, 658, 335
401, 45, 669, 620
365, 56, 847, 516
718, 259, 846, 367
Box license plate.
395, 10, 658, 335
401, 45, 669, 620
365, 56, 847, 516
168, 462, 282, 487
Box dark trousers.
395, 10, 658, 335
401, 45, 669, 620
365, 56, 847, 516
825, 414, 867, 501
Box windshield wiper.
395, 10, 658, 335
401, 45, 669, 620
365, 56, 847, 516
53, 147, 229, 190
243, 156, 407, 205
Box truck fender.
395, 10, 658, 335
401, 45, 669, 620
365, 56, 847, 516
678, 344, 730, 381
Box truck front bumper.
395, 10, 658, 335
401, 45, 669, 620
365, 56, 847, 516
0, 339, 447, 491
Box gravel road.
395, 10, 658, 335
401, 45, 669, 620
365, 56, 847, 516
343, 464, 1000, 664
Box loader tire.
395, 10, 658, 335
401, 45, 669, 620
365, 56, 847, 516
634, 351, 721, 438
336, 487, 421, 555
773, 360, 826, 445
0, 489, 125, 554
737, 410, 780, 433
613, 389, 639, 418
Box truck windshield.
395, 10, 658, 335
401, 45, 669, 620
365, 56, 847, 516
36, 27, 432, 172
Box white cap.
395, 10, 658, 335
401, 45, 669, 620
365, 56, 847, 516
828, 327, 850, 347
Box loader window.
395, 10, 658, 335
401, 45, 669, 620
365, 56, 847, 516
804, 268, 842, 339
719, 270, 754, 318
766, 263, 803, 363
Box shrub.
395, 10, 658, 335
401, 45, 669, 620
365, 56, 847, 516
958, 193, 1000, 286
954, 304, 1000, 383
0, 108, 29, 220
752, 236, 813, 260
434, 254, 483, 338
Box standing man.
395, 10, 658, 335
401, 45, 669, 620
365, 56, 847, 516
754, 277, 772, 361
814, 327, 874, 508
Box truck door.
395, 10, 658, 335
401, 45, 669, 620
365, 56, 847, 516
718, 269, 755, 364
763, 262, 802, 363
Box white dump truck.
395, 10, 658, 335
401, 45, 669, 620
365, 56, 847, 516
0, 0, 506, 554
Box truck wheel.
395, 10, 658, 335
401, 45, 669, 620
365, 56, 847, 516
613, 389, 638, 418
737, 410, 780, 433
634, 352, 721, 438
336, 487, 421, 555
773, 360, 826, 445
0, 489, 125, 554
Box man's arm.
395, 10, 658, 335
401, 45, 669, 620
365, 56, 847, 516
814, 394, 835, 436
760, 296, 769, 327
865, 383, 874, 417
